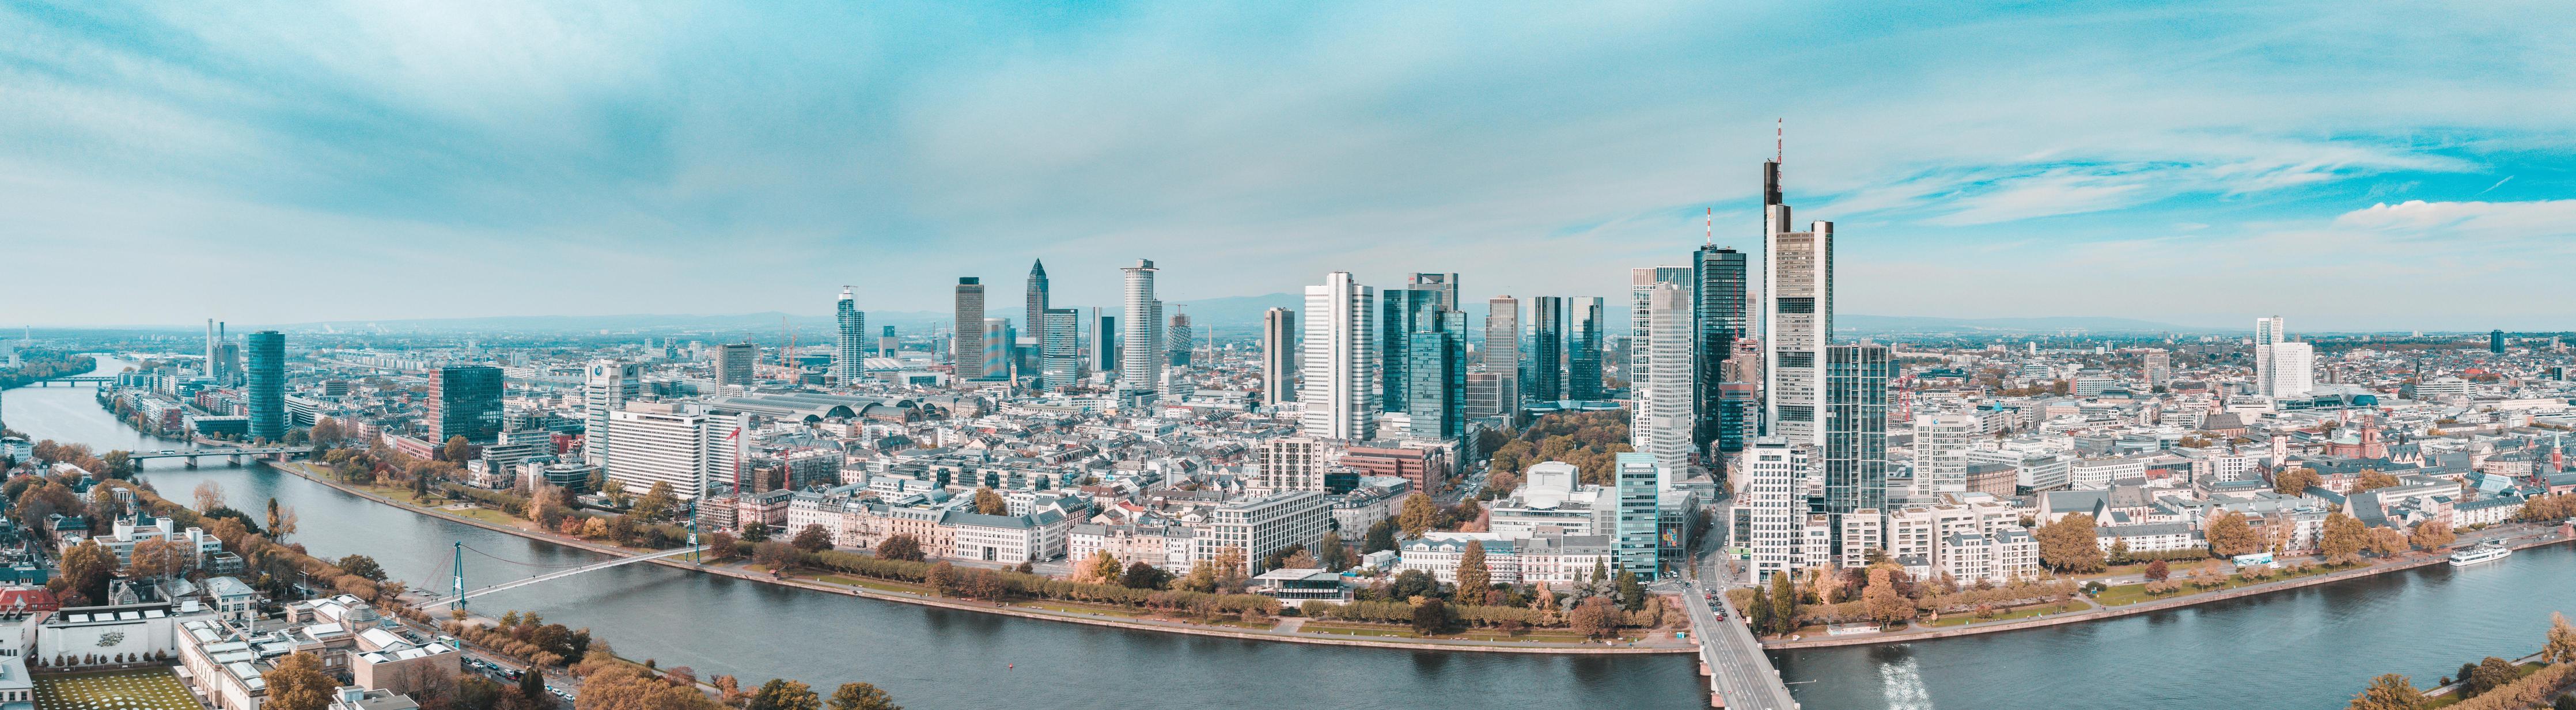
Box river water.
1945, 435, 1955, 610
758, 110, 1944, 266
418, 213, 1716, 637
9, 356, 2571, 709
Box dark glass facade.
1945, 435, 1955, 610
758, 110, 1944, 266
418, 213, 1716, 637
246, 331, 285, 442
429, 365, 505, 444
1528, 297, 1565, 403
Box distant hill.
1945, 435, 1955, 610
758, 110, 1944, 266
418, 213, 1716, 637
1835, 314, 2207, 335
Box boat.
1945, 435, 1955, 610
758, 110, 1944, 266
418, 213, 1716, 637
2448, 542, 2512, 566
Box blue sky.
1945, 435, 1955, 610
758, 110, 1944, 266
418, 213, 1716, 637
5, 1, 2573, 330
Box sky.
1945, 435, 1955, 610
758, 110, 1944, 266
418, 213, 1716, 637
4, 1, 2574, 331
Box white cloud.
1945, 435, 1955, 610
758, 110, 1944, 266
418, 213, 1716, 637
2331, 199, 2576, 239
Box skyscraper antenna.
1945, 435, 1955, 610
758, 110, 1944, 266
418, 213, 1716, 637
1705, 207, 1714, 245
1776, 118, 1783, 163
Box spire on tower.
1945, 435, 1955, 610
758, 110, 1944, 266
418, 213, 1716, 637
1704, 207, 1713, 245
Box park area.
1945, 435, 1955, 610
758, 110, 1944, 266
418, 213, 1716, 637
33, 669, 202, 710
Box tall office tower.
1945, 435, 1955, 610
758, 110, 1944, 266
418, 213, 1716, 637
717, 343, 756, 389
1168, 313, 1194, 367
1612, 452, 1662, 579
1025, 259, 1049, 336
1257, 437, 1324, 492
1761, 161, 1832, 447
1718, 382, 1758, 457
1040, 308, 1082, 390
1300, 272, 1376, 440
1094, 313, 1120, 376
1694, 245, 1749, 460
1821, 344, 1890, 521
427, 365, 505, 445
2267, 341, 2314, 397
2491, 329, 2506, 354
2143, 351, 2172, 388
1481, 296, 1522, 425
1529, 297, 1567, 403
980, 318, 1013, 379
1262, 307, 1297, 407
1567, 297, 1605, 401
1119, 260, 1162, 392
1404, 309, 1468, 443
2253, 316, 2285, 396
954, 278, 986, 379
1914, 413, 1978, 494
601, 403, 745, 500
216, 340, 240, 386
245, 331, 285, 442
583, 359, 642, 466
835, 287, 867, 383
878, 325, 897, 358
1378, 280, 1453, 414
1741, 438, 1806, 583
204, 319, 217, 381
1632, 283, 1695, 473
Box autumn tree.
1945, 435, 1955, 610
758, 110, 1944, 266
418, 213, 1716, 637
51, 542, 117, 605
1454, 541, 1491, 605
2205, 510, 2263, 557
2318, 512, 2366, 564
1569, 596, 1620, 640
1862, 567, 1914, 626
1410, 598, 1450, 636
1363, 519, 1398, 553
266, 498, 298, 542
2467, 656, 2518, 697
791, 525, 833, 553
2347, 674, 2425, 710
1397, 494, 1438, 538
753, 541, 798, 571
827, 682, 901, 710
1616, 569, 1645, 611
338, 555, 388, 582
263, 652, 335, 710
2408, 522, 2456, 552
2545, 612, 2576, 665
2273, 468, 2321, 496
1073, 551, 1120, 585
443, 435, 472, 465
1768, 570, 1799, 635
131, 538, 195, 579
194, 480, 226, 512
877, 534, 925, 561
632, 481, 677, 522
1315, 531, 1353, 572
2143, 560, 2170, 582
2036, 513, 2107, 573
1121, 561, 1171, 590
972, 488, 1007, 515
748, 679, 821, 710
2365, 527, 2408, 558
2354, 470, 2401, 491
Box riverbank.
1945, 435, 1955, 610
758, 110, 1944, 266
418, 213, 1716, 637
1764, 526, 2575, 650
270, 461, 1689, 656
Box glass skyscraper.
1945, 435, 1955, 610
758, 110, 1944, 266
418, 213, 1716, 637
1402, 310, 1467, 443
1694, 245, 1748, 466
429, 365, 505, 445
1528, 297, 1566, 403
1567, 297, 1605, 401
1613, 451, 1661, 580
245, 331, 285, 442
1821, 344, 1891, 520
1040, 308, 1081, 390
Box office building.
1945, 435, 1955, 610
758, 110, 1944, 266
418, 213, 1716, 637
1761, 160, 1832, 447
878, 325, 897, 358
1630, 265, 1690, 409
1404, 312, 1468, 443
1915, 413, 1977, 494
1025, 259, 1049, 339
1168, 313, 1193, 367
1741, 438, 1808, 583
1262, 307, 1295, 407
426, 365, 504, 445
1094, 312, 1119, 376
582, 360, 641, 466
1119, 260, 1163, 393
980, 318, 1013, 381
245, 331, 285, 442
1480, 296, 1521, 425
2143, 351, 2171, 388
1380, 275, 1456, 415
1465, 372, 1505, 426
1694, 245, 1748, 460
1529, 297, 1566, 402
1633, 283, 1694, 473
1612, 452, 1661, 580
836, 287, 866, 383
2253, 316, 2286, 396
717, 343, 756, 389
1300, 271, 1375, 440
601, 403, 746, 500
954, 278, 986, 379
1040, 308, 1081, 391
2491, 329, 2506, 354
1821, 344, 1891, 523
2267, 341, 2314, 398
1568, 297, 1606, 400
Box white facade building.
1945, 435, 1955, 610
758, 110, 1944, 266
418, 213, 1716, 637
1300, 272, 1375, 441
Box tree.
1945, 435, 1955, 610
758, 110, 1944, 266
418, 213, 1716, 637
131, 538, 195, 579
1074, 551, 1121, 585
827, 682, 901, 710
748, 679, 821, 710
51, 542, 116, 605
2547, 612, 2576, 665
1397, 494, 1438, 538
1121, 561, 1170, 590
2365, 527, 2409, 558
791, 525, 832, 553
2408, 521, 2456, 552
2206, 510, 2263, 557
1615, 569, 1645, 611
1315, 531, 1353, 572
924, 563, 958, 596
194, 480, 226, 512
263, 652, 335, 710
632, 481, 678, 522
1363, 519, 1398, 554
1748, 584, 1772, 636
2036, 513, 2107, 573
1768, 570, 1799, 635
2274, 468, 2321, 496
1390, 569, 1441, 601
1454, 542, 1491, 605
101, 450, 133, 479
753, 541, 798, 571
517, 666, 552, 709
877, 534, 924, 561
266, 498, 298, 542
972, 488, 1007, 515
704, 531, 738, 561
2144, 560, 2170, 582
2355, 470, 2401, 491
2468, 656, 2518, 697
1410, 598, 1450, 636
2347, 674, 2425, 710
2319, 512, 2366, 564
1570, 596, 1620, 640
338, 555, 388, 582
444, 435, 472, 465
1209, 548, 1248, 593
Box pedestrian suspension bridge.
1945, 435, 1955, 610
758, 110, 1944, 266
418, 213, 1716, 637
420, 542, 706, 609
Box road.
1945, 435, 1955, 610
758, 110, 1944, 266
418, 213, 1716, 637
1677, 495, 1798, 710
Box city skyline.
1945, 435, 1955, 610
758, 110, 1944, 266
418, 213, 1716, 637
6, 2, 2575, 329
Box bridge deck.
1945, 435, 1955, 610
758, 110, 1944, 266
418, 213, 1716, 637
426, 545, 705, 604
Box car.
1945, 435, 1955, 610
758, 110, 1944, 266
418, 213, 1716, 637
160, 449, 176, 454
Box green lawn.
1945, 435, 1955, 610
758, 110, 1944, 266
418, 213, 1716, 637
1923, 602, 2086, 627
34, 669, 199, 710
2093, 565, 2348, 606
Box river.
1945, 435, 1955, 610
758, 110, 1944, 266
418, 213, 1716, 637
10, 356, 2571, 709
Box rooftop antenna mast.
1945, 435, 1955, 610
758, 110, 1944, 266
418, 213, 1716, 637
1704, 207, 1714, 245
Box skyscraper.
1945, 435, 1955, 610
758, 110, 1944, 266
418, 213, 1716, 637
427, 365, 505, 445
1168, 313, 1194, 367
204, 318, 217, 382
835, 287, 866, 384
245, 331, 284, 442
584, 359, 641, 466
1119, 260, 1162, 392
981, 317, 1012, 380
1529, 297, 1566, 403
1693, 244, 1748, 461
2268, 341, 2314, 397
954, 278, 986, 379
1821, 344, 1890, 520
1094, 312, 1119, 377
1761, 161, 1832, 447
1300, 271, 1375, 441
1404, 309, 1468, 443
1025, 259, 1049, 337
2253, 316, 2285, 396
1612, 451, 1661, 579
1915, 413, 1976, 495
1633, 283, 1694, 473
1378, 274, 1458, 414
1040, 308, 1081, 390
2491, 329, 2507, 354
717, 343, 756, 389
878, 325, 897, 358
1262, 307, 1296, 407
1479, 296, 1521, 425
1569, 297, 1605, 401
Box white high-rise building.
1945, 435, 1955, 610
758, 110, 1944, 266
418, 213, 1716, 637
1256, 437, 1324, 493
835, 286, 866, 384
582, 360, 641, 466
1762, 164, 1833, 448
1740, 438, 1810, 583
1634, 282, 1695, 473
1262, 307, 1296, 407
2267, 341, 2314, 398
2253, 316, 2286, 396
600, 402, 744, 500
1300, 271, 1376, 441
1914, 413, 1978, 494
1119, 260, 1162, 392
